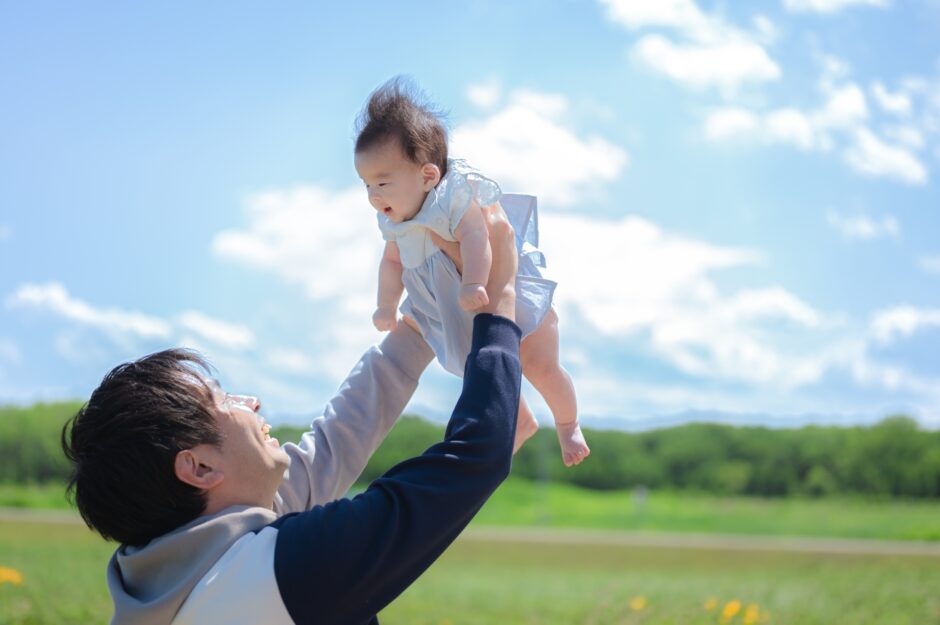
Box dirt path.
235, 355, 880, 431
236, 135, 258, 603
461, 526, 940, 557
4, 507, 938, 557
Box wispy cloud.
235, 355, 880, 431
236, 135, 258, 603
7, 283, 260, 356
704, 63, 930, 184
871, 82, 912, 116
783, 0, 890, 13
871, 306, 940, 344
452, 88, 629, 206
0, 225, 10, 241
212, 184, 386, 381
599, 0, 780, 92
466, 79, 502, 110
177, 311, 256, 351
7, 282, 172, 339
845, 128, 928, 184
920, 255, 940, 275
826, 211, 899, 240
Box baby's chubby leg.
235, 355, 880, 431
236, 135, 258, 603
521, 308, 590, 467
514, 395, 539, 453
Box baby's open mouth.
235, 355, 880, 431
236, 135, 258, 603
383, 207, 391, 215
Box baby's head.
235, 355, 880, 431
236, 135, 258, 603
354, 77, 448, 223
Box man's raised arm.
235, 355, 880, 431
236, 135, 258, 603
274, 323, 434, 513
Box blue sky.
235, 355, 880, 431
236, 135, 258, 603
2, 0, 938, 429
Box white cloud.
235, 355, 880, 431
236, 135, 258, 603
883, 125, 925, 150
920, 255, 940, 275
752, 15, 779, 45
451, 89, 629, 206
784, 0, 890, 13
0, 225, 10, 241
7, 282, 172, 339
704, 107, 760, 140
599, 0, 781, 92
814, 83, 869, 130
212, 185, 387, 382
871, 82, 913, 116
632, 35, 780, 91
871, 306, 940, 344
766, 108, 818, 150
826, 211, 900, 240
177, 311, 255, 351
7, 283, 261, 363
844, 128, 928, 185
466, 79, 502, 110
705, 75, 930, 184
538, 212, 841, 388
598, 0, 723, 39
213, 185, 380, 305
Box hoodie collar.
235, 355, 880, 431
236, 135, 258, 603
107, 505, 278, 625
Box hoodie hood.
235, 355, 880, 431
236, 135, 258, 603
107, 505, 278, 625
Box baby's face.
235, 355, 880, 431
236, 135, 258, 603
355, 140, 432, 223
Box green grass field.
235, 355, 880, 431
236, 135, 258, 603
1, 518, 939, 625
5, 478, 940, 541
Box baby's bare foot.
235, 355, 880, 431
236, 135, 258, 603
556, 421, 590, 467
459, 283, 489, 311
513, 410, 539, 453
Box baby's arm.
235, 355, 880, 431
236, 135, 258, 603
454, 201, 493, 311
374, 240, 404, 331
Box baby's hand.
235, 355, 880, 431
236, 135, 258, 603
372, 307, 398, 332
459, 283, 490, 311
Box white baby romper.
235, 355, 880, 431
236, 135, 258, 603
377, 159, 556, 376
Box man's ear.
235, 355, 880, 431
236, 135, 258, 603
421, 163, 441, 190
175, 446, 224, 491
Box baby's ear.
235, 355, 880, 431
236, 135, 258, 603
421, 163, 441, 190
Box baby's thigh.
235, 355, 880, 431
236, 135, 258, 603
520, 308, 560, 372
402, 314, 422, 336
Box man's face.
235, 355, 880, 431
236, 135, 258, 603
355, 139, 431, 223
207, 379, 291, 507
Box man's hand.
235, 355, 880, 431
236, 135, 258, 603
431, 203, 517, 322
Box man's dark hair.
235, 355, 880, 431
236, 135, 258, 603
61, 348, 223, 547
355, 76, 449, 176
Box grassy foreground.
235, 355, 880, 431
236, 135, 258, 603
1, 518, 939, 625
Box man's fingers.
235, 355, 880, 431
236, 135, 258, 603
428, 233, 462, 272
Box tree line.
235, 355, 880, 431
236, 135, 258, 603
3, 402, 939, 498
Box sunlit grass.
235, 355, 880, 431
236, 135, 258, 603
2, 517, 938, 624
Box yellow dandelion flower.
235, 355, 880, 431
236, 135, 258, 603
704, 597, 719, 611
629, 596, 647, 611
720, 599, 742, 623
0, 566, 23, 586
743, 603, 760, 625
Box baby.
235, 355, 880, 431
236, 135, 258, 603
354, 78, 590, 466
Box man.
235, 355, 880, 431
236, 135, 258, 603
62, 206, 522, 625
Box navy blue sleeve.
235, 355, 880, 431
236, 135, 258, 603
272, 314, 522, 625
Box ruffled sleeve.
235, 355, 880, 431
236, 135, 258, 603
444, 160, 502, 235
